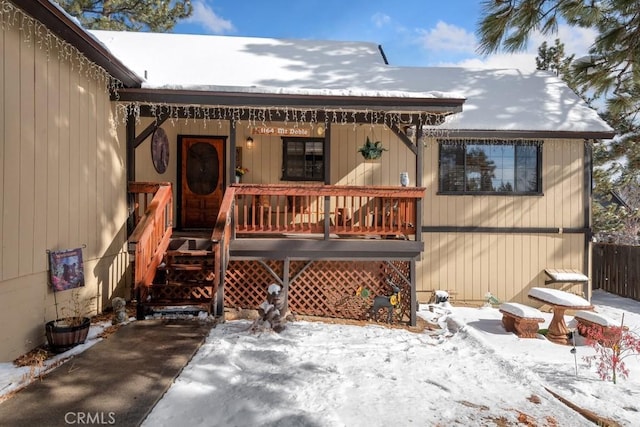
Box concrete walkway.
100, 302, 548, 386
0, 319, 212, 427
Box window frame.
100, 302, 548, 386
437, 139, 543, 195
281, 137, 326, 182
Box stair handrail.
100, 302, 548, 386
210, 186, 236, 316
128, 182, 173, 289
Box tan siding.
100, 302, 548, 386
86, 77, 98, 253
2, 23, 20, 280
0, 21, 129, 362
33, 40, 49, 273
330, 124, 414, 186
418, 138, 588, 304
46, 46, 60, 255
58, 57, 71, 245
68, 62, 80, 246
78, 75, 90, 249
419, 233, 586, 304
0, 23, 3, 280
19, 32, 36, 276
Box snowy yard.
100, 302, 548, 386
1, 289, 639, 426
143, 290, 640, 426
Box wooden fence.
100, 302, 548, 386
592, 243, 640, 301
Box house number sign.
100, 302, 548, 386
252, 127, 311, 137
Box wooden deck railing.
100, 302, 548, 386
232, 184, 425, 238
209, 186, 235, 315
128, 182, 173, 289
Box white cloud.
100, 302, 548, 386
530, 25, 597, 58
417, 21, 476, 53
371, 13, 391, 28
187, 1, 235, 34
423, 22, 597, 71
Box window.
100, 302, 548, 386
438, 140, 542, 194
282, 138, 325, 181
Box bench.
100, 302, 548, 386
499, 303, 546, 338
574, 310, 627, 347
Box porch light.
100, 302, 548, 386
246, 136, 254, 149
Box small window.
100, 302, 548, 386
282, 138, 325, 181
438, 140, 542, 194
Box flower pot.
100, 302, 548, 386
45, 317, 90, 353
362, 152, 383, 161
235, 175, 240, 183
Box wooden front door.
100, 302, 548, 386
179, 136, 226, 228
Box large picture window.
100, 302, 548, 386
282, 138, 325, 181
438, 140, 542, 194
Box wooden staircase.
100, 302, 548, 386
128, 182, 230, 319
143, 237, 216, 316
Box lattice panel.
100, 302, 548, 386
224, 260, 412, 324
224, 260, 283, 309
380, 261, 412, 323
288, 260, 381, 319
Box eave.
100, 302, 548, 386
17, 0, 142, 87
439, 129, 616, 140
115, 88, 464, 117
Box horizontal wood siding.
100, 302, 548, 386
418, 138, 588, 304
0, 21, 129, 362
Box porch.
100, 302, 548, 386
128, 182, 425, 325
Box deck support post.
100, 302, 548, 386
410, 258, 417, 326
282, 257, 290, 315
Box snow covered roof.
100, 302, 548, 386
419, 67, 613, 134
89, 30, 613, 135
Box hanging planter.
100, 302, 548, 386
358, 137, 388, 160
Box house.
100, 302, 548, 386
0, 0, 614, 362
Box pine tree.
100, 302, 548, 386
58, 0, 193, 32
482, 1, 640, 241
536, 39, 573, 77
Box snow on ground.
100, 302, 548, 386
143, 290, 640, 426
1, 290, 639, 426
0, 320, 112, 400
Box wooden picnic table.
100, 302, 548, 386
528, 287, 593, 345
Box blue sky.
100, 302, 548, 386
173, 0, 597, 71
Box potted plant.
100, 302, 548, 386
235, 166, 249, 183
45, 288, 93, 353
358, 137, 388, 160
